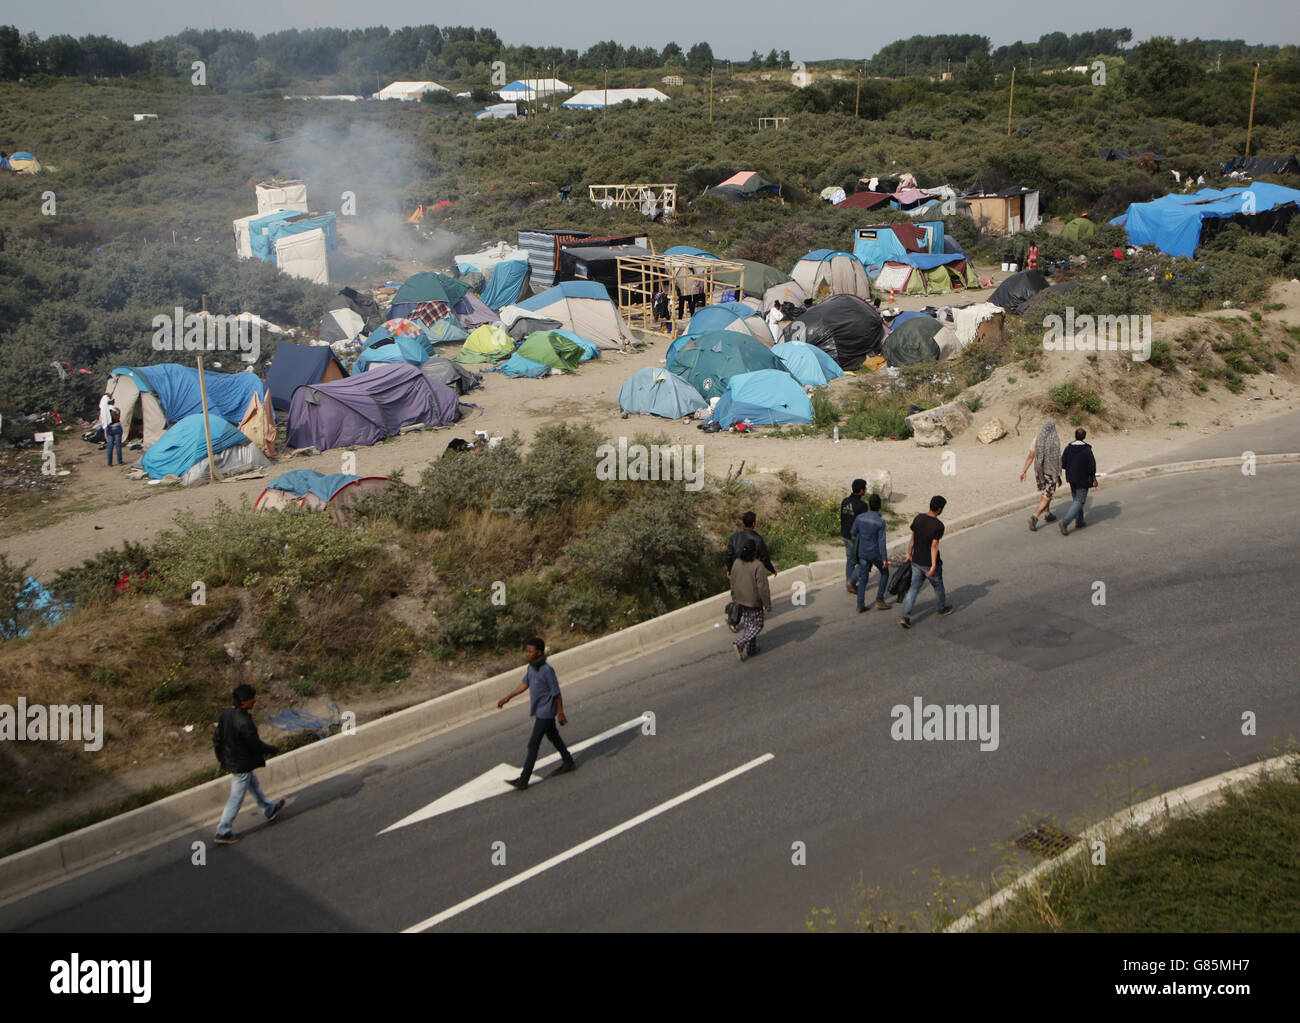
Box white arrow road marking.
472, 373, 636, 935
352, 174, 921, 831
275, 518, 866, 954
401, 753, 775, 932
379, 714, 652, 834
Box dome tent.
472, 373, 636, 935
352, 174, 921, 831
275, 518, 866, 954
667, 330, 782, 401
790, 250, 874, 302
769, 342, 845, 386
618, 367, 707, 419
456, 324, 515, 363
710, 370, 814, 428
782, 295, 885, 370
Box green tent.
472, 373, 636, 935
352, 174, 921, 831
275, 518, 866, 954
883, 317, 943, 366
456, 324, 515, 363
1062, 217, 1098, 242
719, 259, 792, 298
393, 271, 471, 307
516, 330, 584, 371
667, 330, 780, 399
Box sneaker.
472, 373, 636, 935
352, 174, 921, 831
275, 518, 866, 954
735, 644, 747, 661
214, 832, 241, 845
900, 617, 912, 629
846, 581, 857, 594
550, 761, 577, 777
1075, 521, 1087, 529
857, 605, 869, 613
1028, 515, 1038, 531
1044, 513, 1058, 522
874, 601, 891, 611
1059, 520, 1069, 536
505, 777, 529, 790
938, 605, 955, 616
266, 799, 286, 822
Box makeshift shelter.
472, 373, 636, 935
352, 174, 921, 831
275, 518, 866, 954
874, 255, 979, 295
499, 353, 552, 378
1061, 217, 1098, 241
480, 260, 530, 309
106, 365, 268, 449
851, 223, 931, 274
783, 295, 885, 370
140, 414, 266, 485
964, 187, 1042, 235
426, 316, 470, 344
562, 88, 669, 109
388, 272, 471, 321
2, 152, 41, 174
710, 370, 813, 428
373, 81, 449, 100
761, 280, 809, 312
790, 250, 874, 302
476, 103, 518, 120
255, 471, 396, 524
266, 343, 346, 413
353, 332, 435, 374
667, 331, 782, 400
1221, 155, 1299, 177
553, 330, 600, 362
516, 331, 584, 371
456, 324, 515, 363
419, 357, 482, 395
451, 291, 503, 329
559, 243, 654, 296
881, 316, 961, 366
505, 281, 635, 349
618, 368, 707, 418
245, 210, 338, 283
1117, 184, 1300, 257
989, 270, 1049, 314
836, 190, 892, 210
286, 363, 458, 450
768, 343, 845, 387
683, 303, 770, 342
255, 180, 308, 215
704, 172, 780, 202
456, 241, 528, 276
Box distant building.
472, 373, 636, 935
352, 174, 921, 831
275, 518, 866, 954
661, 74, 684, 86
497, 78, 572, 101
372, 81, 449, 101
562, 88, 670, 110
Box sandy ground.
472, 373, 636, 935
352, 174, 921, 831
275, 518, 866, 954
4, 277, 1298, 582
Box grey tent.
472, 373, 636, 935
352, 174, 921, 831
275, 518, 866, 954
419, 356, 482, 396
989, 270, 1049, 315
286, 363, 459, 451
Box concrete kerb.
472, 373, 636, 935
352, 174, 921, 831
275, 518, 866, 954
946, 752, 1300, 933
2, 453, 1296, 905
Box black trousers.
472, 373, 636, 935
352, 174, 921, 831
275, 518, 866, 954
522, 716, 573, 781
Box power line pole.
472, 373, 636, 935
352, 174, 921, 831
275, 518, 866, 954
1007, 66, 1016, 135
709, 65, 714, 123
1245, 62, 1260, 155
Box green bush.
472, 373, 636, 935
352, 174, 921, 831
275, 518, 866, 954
1049, 382, 1103, 414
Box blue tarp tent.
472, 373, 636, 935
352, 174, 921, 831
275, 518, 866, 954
499, 353, 551, 378
515, 279, 611, 308
618, 367, 707, 418
710, 370, 813, 427
266, 343, 345, 413
427, 316, 470, 344
1121, 184, 1300, 257
265, 470, 361, 503
896, 252, 964, 269
140, 415, 249, 479
480, 260, 530, 310
353, 332, 435, 374
248, 210, 339, 264
664, 245, 718, 259
111, 364, 266, 427
553, 329, 599, 361
769, 343, 845, 387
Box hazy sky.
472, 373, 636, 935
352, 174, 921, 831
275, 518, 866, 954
3, 0, 1297, 58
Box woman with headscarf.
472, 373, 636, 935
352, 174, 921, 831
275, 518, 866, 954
729, 539, 772, 661
1019, 418, 1062, 531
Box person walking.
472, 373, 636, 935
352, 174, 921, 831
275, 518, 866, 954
839, 479, 870, 594
1027, 244, 1040, 271
851, 493, 891, 612
213, 685, 285, 845
497, 637, 576, 788
1059, 427, 1098, 535
900, 496, 954, 629
1020, 418, 1062, 531
725, 511, 777, 577
99, 393, 124, 466
729, 539, 772, 660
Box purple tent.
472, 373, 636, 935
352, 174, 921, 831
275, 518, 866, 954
286, 363, 459, 451
453, 292, 502, 329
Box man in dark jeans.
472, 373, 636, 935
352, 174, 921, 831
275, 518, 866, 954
213, 685, 285, 845
851, 493, 891, 612
839, 478, 870, 594
498, 637, 576, 789
901, 495, 955, 629
1059, 427, 1098, 535
725, 511, 777, 577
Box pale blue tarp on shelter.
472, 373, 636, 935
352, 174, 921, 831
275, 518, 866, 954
480, 260, 529, 309
498, 353, 551, 378
710, 370, 813, 427
140, 414, 250, 479
1121, 183, 1300, 257
768, 343, 845, 387
896, 252, 964, 269
269, 702, 340, 738
426, 316, 470, 344
248, 210, 338, 263
266, 470, 360, 502
353, 332, 434, 374
664, 245, 718, 259
618, 367, 707, 418
515, 279, 611, 309
553, 329, 599, 361
112, 364, 267, 427
853, 229, 911, 274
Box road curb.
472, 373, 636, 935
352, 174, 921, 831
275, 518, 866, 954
945, 752, 1300, 933
2, 453, 1297, 905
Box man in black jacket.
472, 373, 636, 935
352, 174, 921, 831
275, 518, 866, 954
725, 511, 777, 578
213, 685, 285, 845
839, 479, 870, 594
1059, 427, 1098, 536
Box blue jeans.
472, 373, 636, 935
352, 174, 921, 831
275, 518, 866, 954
106, 424, 123, 466
902, 563, 946, 619
844, 538, 859, 582
216, 771, 275, 836
1062, 484, 1089, 528
856, 558, 888, 609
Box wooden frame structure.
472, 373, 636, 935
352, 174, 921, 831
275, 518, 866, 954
758, 116, 789, 129
587, 183, 678, 218
615, 253, 747, 334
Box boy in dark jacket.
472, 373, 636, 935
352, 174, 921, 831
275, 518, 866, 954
839, 479, 870, 593
725, 511, 777, 577
1059, 428, 1098, 535
213, 685, 284, 845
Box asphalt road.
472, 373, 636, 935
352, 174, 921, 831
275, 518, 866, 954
3, 462, 1298, 933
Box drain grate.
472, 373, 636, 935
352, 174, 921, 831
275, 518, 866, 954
1014, 823, 1079, 858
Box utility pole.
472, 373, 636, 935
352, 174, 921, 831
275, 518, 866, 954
1007, 66, 1016, 135
603, 65, 608, 116
1245, 62, 1260, 155
709, 65, 714, 123
855, 63, 862, 117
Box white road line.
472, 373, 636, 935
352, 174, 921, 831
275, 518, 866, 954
401, 753, 775, 932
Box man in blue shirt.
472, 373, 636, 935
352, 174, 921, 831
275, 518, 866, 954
850, 493, 891, 612
497, 636, 577, 789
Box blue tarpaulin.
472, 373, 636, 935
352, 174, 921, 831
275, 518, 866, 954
266, 470, 361, 503
498, 353, 551, 378
769, 343, 845, 387
710, 369, 813, 427
140, 414, 250, 479
353, 332, 434, 374
113, 364, 266, 427
1121, 183, 1300, 257
248, 210, 339, 263
269, 702, 340, 738
480, 260, 530, 309
3, 579, 69, 639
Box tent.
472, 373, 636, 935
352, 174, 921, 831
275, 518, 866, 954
710, 370, 814, 428
353, 332, 435, 373
426, 315, 470, 344
498, 353, 552, 378
286, 363, 459, 450
618, 368, 707, 418
106, 365, 268, 450
1061, 217, 1098, 241
851, 223, 930, 275
783, 295, 885, 370
516, 331, 584, 371
704, 172, 780, 202
820, 186, 847, 204
1221, 155, 1299, 177
480, 260, 530, 309
790, 250, 874, 302
664, 245, 718, 259
505, 281, 634, 349
476, 102, 518, 120
320, 306, 365, 344
254, 471, 397, 523
989, 269, 1050, 314
452, 291, 503, 329
388, 272, 471, 320
419, 357, 482, 395
768, 343, 845, 387
563, 88, 669, 109
266, 342, 346, 413
456, 324, 515, 363
683, 302, 770, 342
553, 329, 599, 362
881, 316, 956, 366
1118, 184, 1300, 257
139, 414, 257, 482
761, 280, 809, 312
667, 331, 782, 400
2, 152, 42, 174
874, 255, 979, 295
